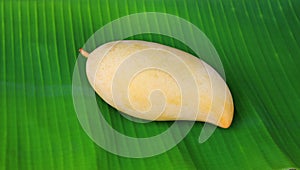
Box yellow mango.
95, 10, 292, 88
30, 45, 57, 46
80, 40, 234, 128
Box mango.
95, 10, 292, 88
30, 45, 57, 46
80, 40, 234, 128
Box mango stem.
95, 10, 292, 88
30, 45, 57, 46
79, 48, 89, 58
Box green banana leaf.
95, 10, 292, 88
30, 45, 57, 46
1, 0, 299, 169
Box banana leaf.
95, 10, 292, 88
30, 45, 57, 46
0, 0, 299, 169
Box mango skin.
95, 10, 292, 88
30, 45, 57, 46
85, 40, 234, 128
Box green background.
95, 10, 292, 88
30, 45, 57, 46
1, 0, 300, 169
